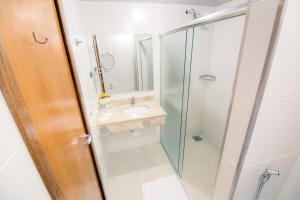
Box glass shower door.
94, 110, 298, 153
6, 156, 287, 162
182, 16, 245, 200
160, 29, 194, 173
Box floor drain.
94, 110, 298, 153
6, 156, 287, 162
192, 135, 203, 142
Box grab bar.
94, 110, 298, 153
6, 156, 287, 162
253, 169, 280, 200
199, 74, 216, 81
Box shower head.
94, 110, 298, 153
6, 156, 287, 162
185, 8, 201, 19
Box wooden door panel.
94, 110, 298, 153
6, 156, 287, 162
0, 0, 102, 199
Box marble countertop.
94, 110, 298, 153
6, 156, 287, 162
96, 95, 167, 127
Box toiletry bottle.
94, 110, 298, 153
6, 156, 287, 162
99, 93, 112, 108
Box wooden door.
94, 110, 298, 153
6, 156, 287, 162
0, 0, 103, 199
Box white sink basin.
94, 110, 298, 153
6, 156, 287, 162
98, 112, 114, 122
122, 105, 150, 116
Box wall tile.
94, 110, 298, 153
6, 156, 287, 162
214, 0, 281, 197
234, 1, 300, 199
0, 144, 51, 200
212, 156, 236, 200
235, 0, 280, 98
0, 91, 22, 165
278, 154, 300, 199
244, 95, 300, 166
263, 0, 300, 99
223, 94, 254, 163
259, 152, 298, 200
233, 162, 262, 200
234, 152, 299, 199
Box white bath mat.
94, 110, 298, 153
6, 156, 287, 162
142, 175, 190, 200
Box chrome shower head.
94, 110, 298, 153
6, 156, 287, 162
185, 8, 201, 19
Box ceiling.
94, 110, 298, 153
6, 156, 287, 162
80, 0, 233, 6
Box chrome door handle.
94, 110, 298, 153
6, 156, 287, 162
80, 134, 92, 145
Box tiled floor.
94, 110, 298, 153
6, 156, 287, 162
104, 138, 220, 200
105, 143, 189, 200
181, 136, 220, 200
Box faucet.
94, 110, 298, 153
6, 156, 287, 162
131, 96, 137, 105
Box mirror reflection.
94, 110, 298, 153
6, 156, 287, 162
88, 34, 153, 95
100, 53, 115, 71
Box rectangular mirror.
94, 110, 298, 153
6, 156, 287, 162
87, 34, 153, 95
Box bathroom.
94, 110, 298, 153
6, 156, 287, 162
0, 0, 299, 200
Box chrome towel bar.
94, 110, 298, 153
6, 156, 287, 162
199, 74, 216, 81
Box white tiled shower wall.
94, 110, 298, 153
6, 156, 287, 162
234, 0, 300, 199
0, 91, 51, 200
213, 0, 283, 199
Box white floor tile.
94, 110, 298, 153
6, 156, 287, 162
182, 137, 220, 200
104, 143, 184, 200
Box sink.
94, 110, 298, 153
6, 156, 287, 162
98, 112, 114, 122
122, 105, 150, 116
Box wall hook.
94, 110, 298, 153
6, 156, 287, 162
32, 32, 48, 44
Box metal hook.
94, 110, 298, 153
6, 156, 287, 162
32, 32, 48, 44
75, 38, 83, 46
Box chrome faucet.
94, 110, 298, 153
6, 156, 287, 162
131, 96, 137, 105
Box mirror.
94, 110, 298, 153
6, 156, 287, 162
100, 53, 115, 71
88, 34, 153, 95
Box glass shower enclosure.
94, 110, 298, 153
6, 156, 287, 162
160, 29, 194, 174
160, 15, 245, 199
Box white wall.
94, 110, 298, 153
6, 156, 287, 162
279, 155, 300, 199
233, 0, 300, 199
62, 0, 215, 100
0, 91, 51, 200
216, 0, 248, 10
62, 1, 215, 34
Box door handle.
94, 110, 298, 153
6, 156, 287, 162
81, 134, 92, 145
